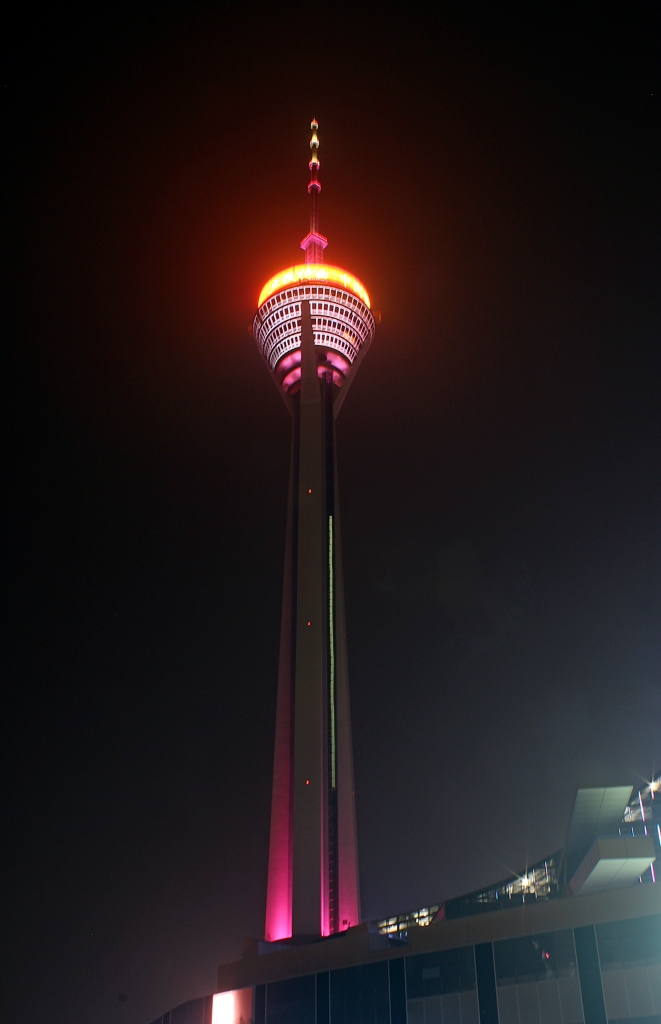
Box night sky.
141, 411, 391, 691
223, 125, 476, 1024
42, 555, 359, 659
4, 6, 660, 1024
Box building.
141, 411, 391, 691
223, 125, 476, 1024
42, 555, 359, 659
150, 780, 659, 1023
252, 120, 375, 943
147, 126, 660, 1024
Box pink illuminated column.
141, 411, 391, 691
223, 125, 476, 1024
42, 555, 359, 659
264, 427, 296, 942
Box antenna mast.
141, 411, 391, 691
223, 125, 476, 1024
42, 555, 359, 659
300, 119, 328, 264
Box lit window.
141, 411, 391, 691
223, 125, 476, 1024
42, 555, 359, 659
211, 992, 235, 1024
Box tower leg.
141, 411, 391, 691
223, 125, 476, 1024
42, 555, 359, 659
264, 421, 298, 942
291, 301, 326, 938
332, 481, 361, 930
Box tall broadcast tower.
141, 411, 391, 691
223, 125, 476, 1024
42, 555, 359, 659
253, 122, 376, 942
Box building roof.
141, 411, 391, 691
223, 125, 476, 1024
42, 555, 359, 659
563, 786, 633, 880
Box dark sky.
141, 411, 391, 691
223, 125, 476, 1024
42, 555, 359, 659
4, 5, 660, 1023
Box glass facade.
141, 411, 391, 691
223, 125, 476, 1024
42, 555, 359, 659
443, 857, 561, 923
494, 931, 578, 985
254, 963, 392, 1023
596, 919, 661, 972
373, 855, 562, 939
330, 962, 390, 1024
377, 906, 442, 940
256, 917, 659, 1023
595, 916, 661, 1023
406, 946, 479, 1024
406, 946, 477, 998
493, 929, 583, 1024
251, 937, 581, 1024
155, 914, 661, 1024
265, 974, 316, 1024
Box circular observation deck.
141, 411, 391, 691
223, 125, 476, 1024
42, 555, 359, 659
253, 264, 376, 395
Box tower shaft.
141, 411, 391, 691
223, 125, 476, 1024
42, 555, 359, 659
264, 302, 360, 940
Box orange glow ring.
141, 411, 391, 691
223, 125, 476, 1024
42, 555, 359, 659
258, 264, 370, 309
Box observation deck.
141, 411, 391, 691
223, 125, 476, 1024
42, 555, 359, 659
253, 263, 376, 395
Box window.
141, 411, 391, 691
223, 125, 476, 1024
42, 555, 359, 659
406, 946, 476, 999
596, 915, 661, 971
494, 930, 577, 985
330, 962, 389, 1024
265, 974, 315, 1024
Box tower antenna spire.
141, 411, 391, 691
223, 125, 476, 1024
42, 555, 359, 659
309, 119, 320, 232
301, 119, 328, 264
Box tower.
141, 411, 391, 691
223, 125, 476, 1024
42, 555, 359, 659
253, 121, 376, 941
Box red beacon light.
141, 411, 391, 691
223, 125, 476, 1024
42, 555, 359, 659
252, 122, 376, 396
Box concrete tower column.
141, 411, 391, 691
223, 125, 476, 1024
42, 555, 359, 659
291, 300, 326, 937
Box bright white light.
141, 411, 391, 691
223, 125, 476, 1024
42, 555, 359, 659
212, 991, 235, 1024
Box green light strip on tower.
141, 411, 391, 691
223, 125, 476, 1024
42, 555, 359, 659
329, 515, 336, 790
